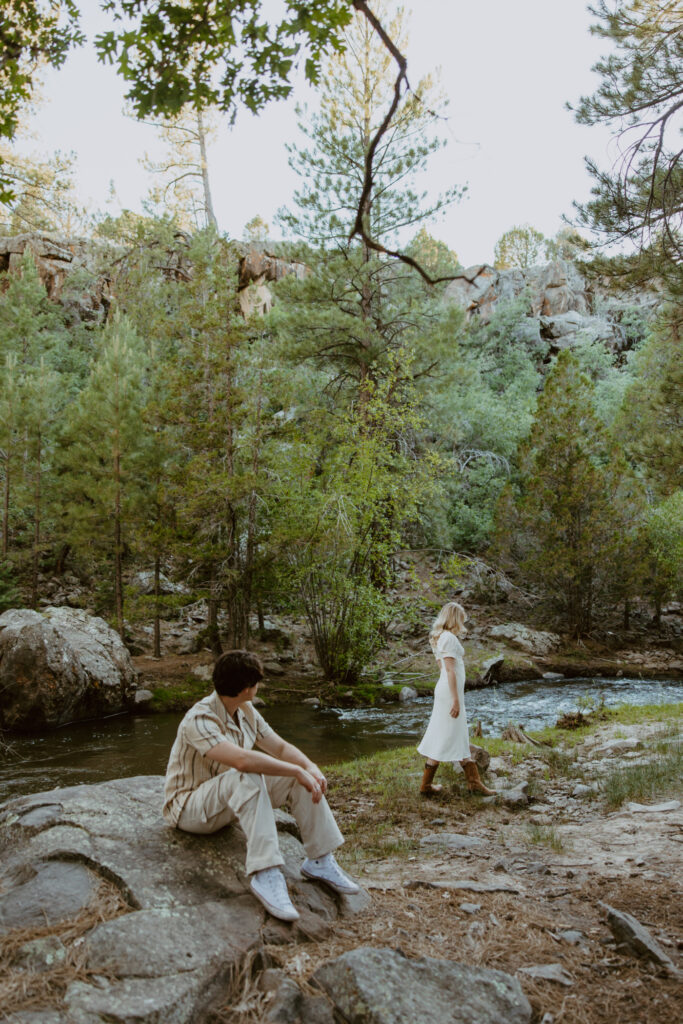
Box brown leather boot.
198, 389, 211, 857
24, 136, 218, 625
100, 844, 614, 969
420, 762, 443, 797
463, 760, 496, 795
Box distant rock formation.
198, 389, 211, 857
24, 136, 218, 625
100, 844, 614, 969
0, 231, 307, 322
444, 259, 659, 356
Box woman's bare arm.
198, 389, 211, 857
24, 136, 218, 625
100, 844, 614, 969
442, 656, 461, 718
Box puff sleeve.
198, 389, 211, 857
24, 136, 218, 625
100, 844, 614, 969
436, 630, 462, 660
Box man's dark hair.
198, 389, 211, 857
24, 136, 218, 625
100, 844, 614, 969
213, 650, 264, 697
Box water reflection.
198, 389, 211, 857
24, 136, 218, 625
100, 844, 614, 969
1, 676, 681, 804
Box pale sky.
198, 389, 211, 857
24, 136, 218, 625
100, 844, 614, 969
15, 0, 615, 267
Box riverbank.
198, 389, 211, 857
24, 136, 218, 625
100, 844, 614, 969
229, 702, 683, 1024
132, 631, 683, 714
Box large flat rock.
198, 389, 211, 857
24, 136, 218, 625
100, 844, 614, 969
0, 775, 364, 1023
312, 946, 532, 1024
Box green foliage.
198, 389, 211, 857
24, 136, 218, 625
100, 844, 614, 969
601, 738, 683, 808
571, 1, 683, 296
496, 350, 643, 634
0, 1, 84, 202
97, 0, 354, 121
430, 296, 541, 551
646, 490, 683, 606
616, 314, 683, 498
493, 224, 546, 269
0, 562, 21, 612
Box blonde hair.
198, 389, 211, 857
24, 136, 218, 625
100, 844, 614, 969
429, 601, 468, 649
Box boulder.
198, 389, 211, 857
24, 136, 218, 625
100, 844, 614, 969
398, 686, 418, 702
312, 947, 532, 1024
0, 776, 367, 1022
488, 623, 561, 657
129, 571, 190, 596
0, 607, 137, 732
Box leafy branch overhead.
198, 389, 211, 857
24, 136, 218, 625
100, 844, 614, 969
1, 0, 466, 284
571, 0, 682, 293
0, 0, 84, 203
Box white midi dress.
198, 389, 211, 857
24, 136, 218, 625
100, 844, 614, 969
417, 630, 471, 762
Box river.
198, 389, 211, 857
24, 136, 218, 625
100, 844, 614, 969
1, 676, 681, 804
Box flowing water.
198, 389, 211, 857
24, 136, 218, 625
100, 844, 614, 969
1, 676, 681, 805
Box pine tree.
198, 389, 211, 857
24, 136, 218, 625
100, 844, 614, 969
497, 351, 640, 635
140, 106, 218, 230
61, 314, 147, 636
571, 0, 682, 296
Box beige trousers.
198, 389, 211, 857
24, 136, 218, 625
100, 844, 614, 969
177, 769, 344, 876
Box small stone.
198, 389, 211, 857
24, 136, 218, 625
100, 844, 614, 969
517, 963, 573, 986
459, 902, 481, 914
542, 672, 564, 680
263, 661, 286, 676
192, 663, 213, 681
419, 833, 484, 851
592, 737, 641, 756
302, 697, 320, 706
600, 903, 679, 973
555, 930, 585, 946
133, 689, 154, 706
503, 782, 529, 807
571, 784, 592, 798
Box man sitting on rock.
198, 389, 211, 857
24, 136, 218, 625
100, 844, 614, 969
163, 649, 359, 921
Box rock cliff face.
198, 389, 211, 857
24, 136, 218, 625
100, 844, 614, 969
0, 232, 306, 322
444, 259, 658, 355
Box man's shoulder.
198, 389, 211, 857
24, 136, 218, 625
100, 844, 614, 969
179, 692, 223, 728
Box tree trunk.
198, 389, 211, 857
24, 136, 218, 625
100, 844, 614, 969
153, 553, 161, 658
31, 434, 41, 608
2, 449, 9, 557
114, 451, 124, 638
54, 543, 70, 575
197, 109, 218, 231
208, 560, 222, 656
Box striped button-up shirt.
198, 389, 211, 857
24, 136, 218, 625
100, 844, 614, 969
163, 690, 277, 825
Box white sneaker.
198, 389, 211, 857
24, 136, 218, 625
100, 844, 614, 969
301, 853, 360, 895
249, 867, 300, 922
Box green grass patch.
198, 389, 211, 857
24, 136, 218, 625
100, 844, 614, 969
526, 824, 566, 852
150, 675, 212, 712
601, 739, 683, 809
528, 701, 683, 750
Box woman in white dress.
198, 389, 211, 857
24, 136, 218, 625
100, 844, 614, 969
417, 601, 494, 797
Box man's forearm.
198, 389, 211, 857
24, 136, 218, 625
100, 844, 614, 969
273, 739, 316, 772
206, 743, 302, 778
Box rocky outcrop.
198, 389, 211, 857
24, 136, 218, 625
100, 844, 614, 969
0, 776, 369, 1023
237, 245, 307, 317
444, 259, 656, 356
487, 623, 561, 657
0, 606, 137, 732
0, 231, 117, 323
129, 570, 190, 597
0, 232, 307, 323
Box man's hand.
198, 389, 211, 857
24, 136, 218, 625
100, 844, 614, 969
297, 767, 324, 803
450, 701, 461, 719
307, 763, 327, 795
